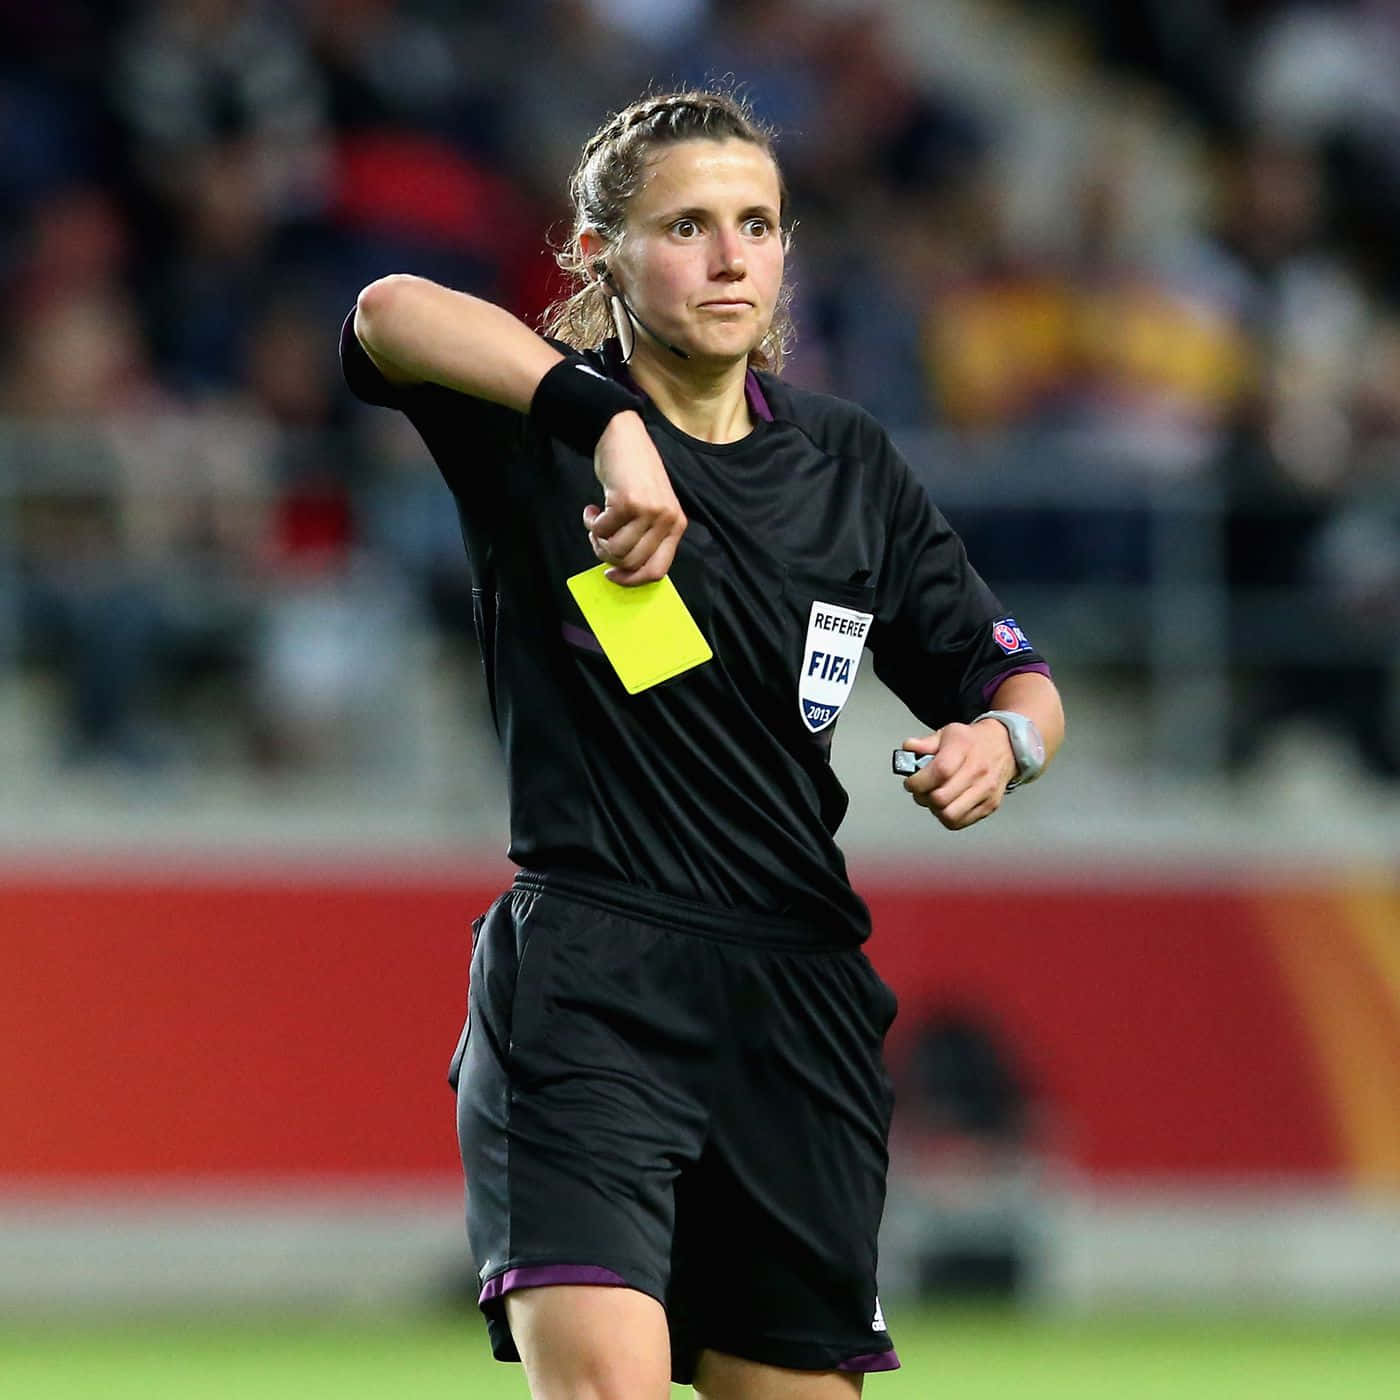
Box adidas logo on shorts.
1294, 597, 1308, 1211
872, 1296, 887, 1332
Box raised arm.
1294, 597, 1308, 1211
353, 274, 563, 406
351, 275, 685, 584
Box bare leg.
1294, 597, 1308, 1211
693, 1350, 864, 1400
504, 1284, 671, 1400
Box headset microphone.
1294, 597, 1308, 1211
600, 271, 690, 362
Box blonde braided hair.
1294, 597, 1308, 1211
542, 89, 794, 374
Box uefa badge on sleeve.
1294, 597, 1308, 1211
799, 599, 874, 733
991, 617, 1032, 655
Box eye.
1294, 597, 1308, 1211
743, 217, 772, 237
671, 218, 701, 238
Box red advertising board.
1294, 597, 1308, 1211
2, 869, 1397, 1187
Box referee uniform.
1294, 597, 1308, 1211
341, 322, 1050, 1383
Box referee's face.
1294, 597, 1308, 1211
613, 139, 784, 366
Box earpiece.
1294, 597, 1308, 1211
589, 261, 689, 363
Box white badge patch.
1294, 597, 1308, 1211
799, 599, 873, 733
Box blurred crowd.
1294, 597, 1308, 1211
1, 0, 1397, 779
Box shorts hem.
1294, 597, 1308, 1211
478, 1263, 633, 1306
839, 1347, 901, 1372
478, 1258, 666, 1365
671, 1335, 901, 1385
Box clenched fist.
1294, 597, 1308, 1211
585, 412, 687, 585
898, 719, 1018, 830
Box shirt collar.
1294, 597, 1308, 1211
601, 338, 774, 424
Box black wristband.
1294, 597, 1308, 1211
529, 355, 643, 455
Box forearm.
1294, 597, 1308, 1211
353, 274, 563, 411
983, 671, 1065, 765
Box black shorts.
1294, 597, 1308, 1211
451, 868, 900, 1385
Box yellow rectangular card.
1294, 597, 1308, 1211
566, 565, 713, 694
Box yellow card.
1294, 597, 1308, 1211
566, 565, 713, 694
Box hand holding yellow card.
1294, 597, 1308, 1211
566, 565, 713, 695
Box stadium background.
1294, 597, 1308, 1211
2, 0, 1398, 1393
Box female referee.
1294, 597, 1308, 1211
342, 89, 1064, 1400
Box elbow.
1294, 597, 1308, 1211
355, 274, 418, 349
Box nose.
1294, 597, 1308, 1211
713, 228, 746, 279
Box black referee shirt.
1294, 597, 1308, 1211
341, 321, 1050, 943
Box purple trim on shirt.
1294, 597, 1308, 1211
981, 661, 1052, 704
561, 622, 604, 654
745, 369, 774, 422
478, 1264, 630, 1306
610, 349, 772, 424
838, 1349, 902, 1372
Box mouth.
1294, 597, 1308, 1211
697, 300, 754, 311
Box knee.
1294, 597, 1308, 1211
526, 1372, 661, 1400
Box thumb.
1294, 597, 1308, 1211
903, 731, 941, 757
582, 502, 601, 529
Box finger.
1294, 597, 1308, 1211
582, 502, 602, 529
618, 512, 688, 571
590, 530, 619, 564
929, 763, 979, 811
909, 757, 974, 810
936, 784, 1002, 829
606, 532, 680, 586
931, 740, 1010, 809
592, 510, 670, 558
904, 757, 958, 797
899, 736, 945, 796
939, 797, 998, 831
605, 520, 662, 571
902, 732, 941, 757
903, 770, 935, 796
933, 748, 968, 785
909, 773, 964, 812
913, 785, 966, 827
603, 510, 684, 582
587, 502, 635, 540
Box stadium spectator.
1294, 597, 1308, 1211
3, 275, 171, 767
499, 0, 656, 201
143, 135, 289, 393
301, 0, 462, 136
585, 0, 711, 55
0, 0, 1395, 790
111, 0, 330, 209
1199, 132, 1399, 776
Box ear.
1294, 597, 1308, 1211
579, 228, 609, 278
